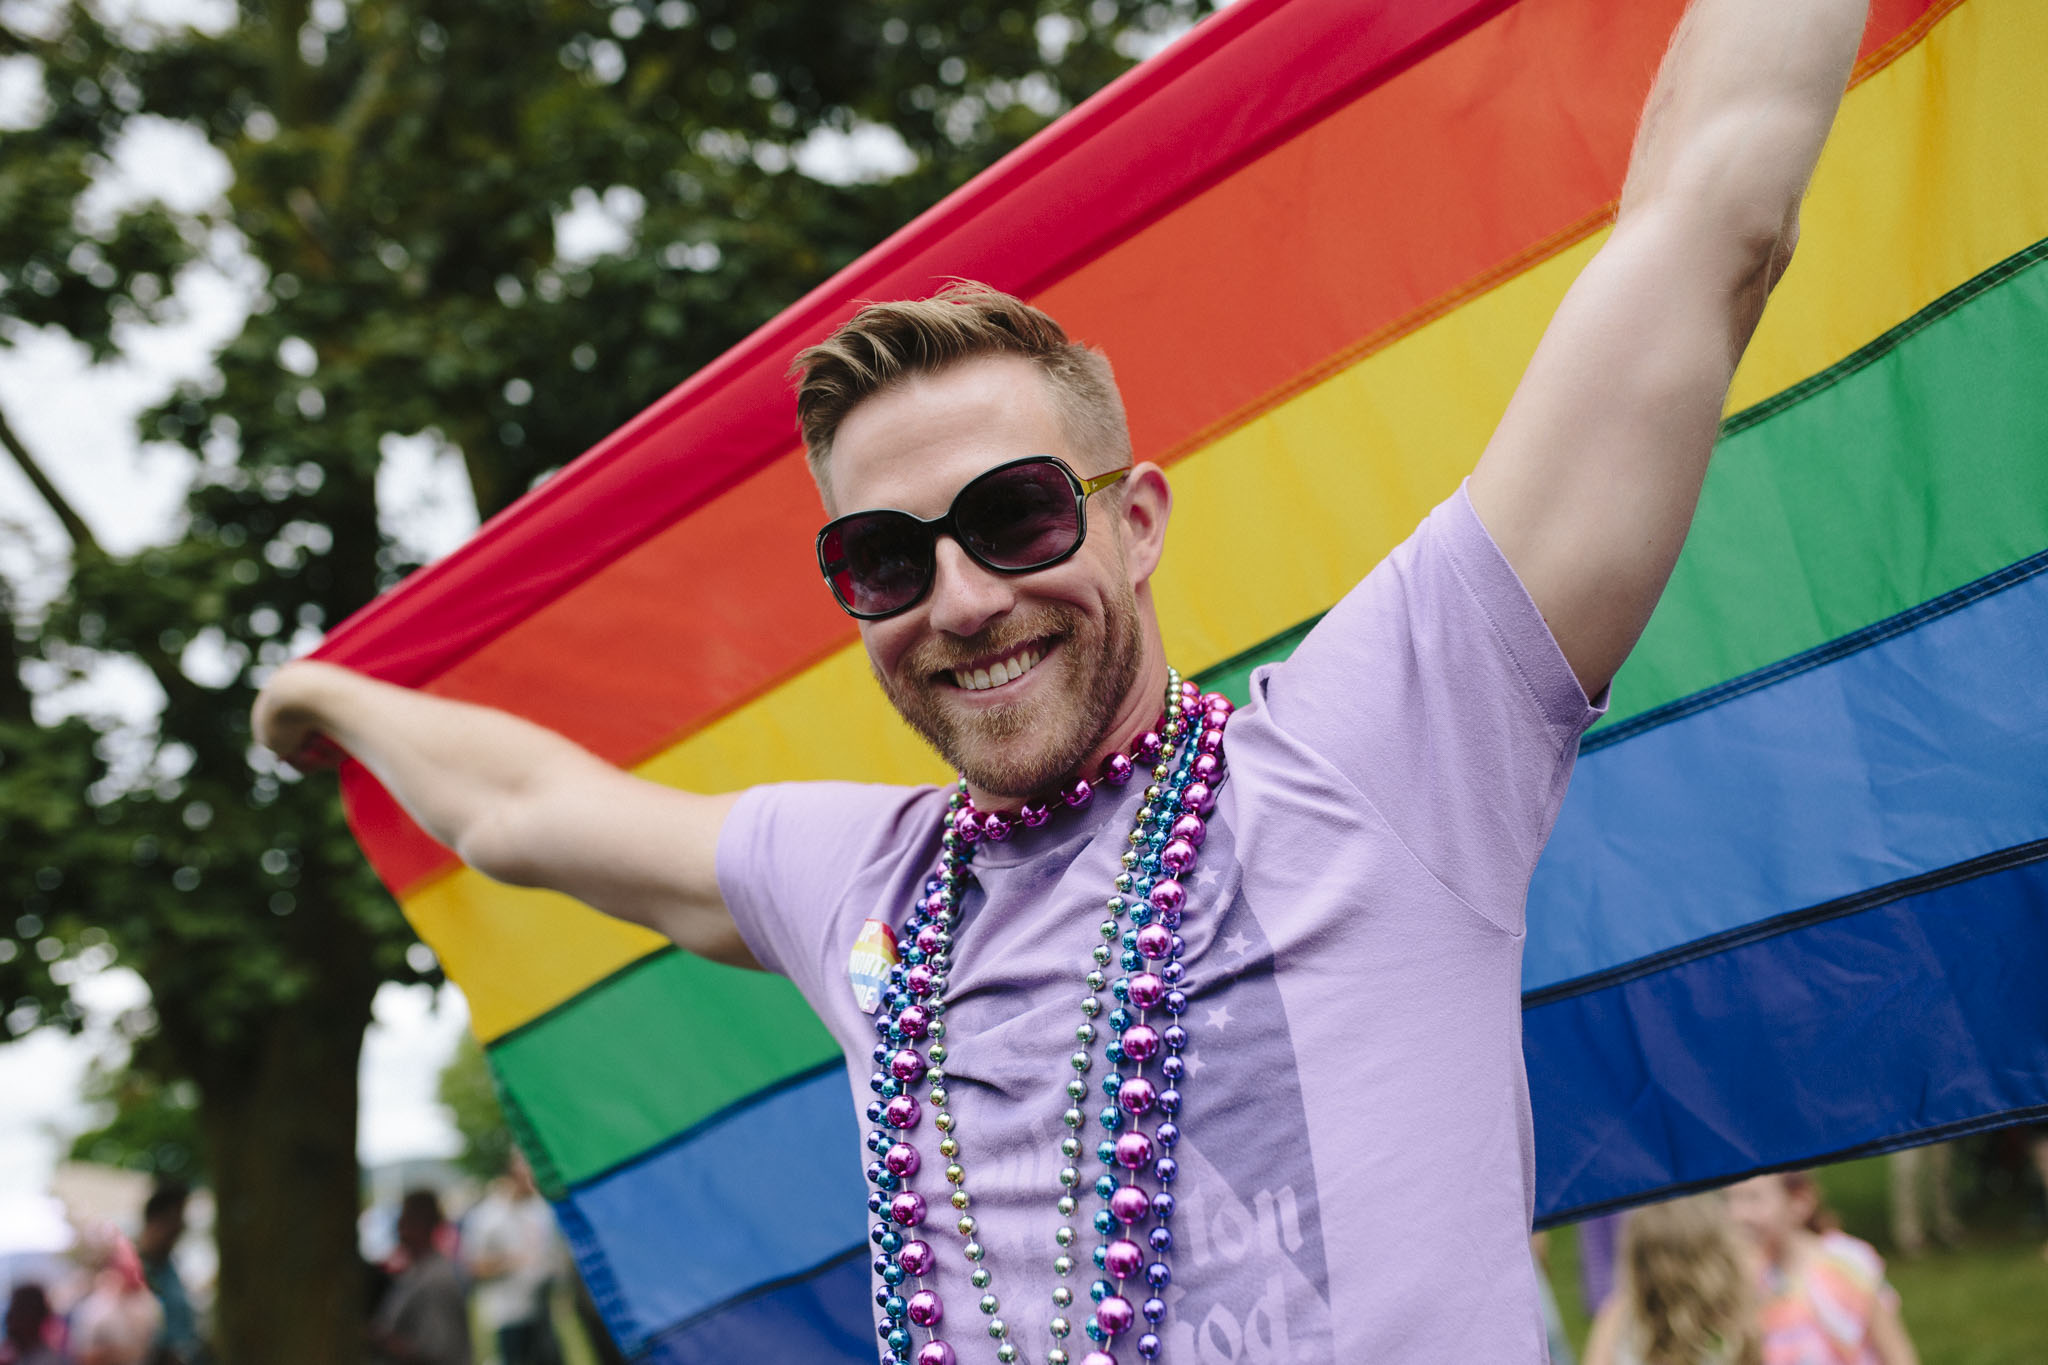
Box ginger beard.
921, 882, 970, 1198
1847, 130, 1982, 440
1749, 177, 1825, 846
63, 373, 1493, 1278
875, 578, 1144, 800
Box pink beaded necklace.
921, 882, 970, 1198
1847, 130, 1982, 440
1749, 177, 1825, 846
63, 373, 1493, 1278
862, 670, 1233, 1365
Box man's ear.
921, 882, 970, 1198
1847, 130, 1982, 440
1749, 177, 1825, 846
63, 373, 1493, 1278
1116, 462, 1171, 585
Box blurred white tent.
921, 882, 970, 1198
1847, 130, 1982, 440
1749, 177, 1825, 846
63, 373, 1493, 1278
0, 1191, 75, 1298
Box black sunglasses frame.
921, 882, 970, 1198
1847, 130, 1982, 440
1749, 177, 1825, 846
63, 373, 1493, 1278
815, 455, 1131, 621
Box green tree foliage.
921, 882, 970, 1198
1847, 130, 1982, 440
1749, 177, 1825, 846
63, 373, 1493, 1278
0, 1, 1211, 1360
67, 1055, 209, 1181
437, 1027, 514, 1182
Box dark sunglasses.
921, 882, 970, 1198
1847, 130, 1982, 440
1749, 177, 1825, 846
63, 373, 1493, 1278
816, 455, 1131, 620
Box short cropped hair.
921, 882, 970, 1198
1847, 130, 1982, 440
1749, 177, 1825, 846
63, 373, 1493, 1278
791, 282, 1131, 494
399, 1189, 444, 1228
143, 1180, 190, 1225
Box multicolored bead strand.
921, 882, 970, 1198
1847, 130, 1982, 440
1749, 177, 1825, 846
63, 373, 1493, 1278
1061, 677, 1230, 1365
862, 670, 1228, 1365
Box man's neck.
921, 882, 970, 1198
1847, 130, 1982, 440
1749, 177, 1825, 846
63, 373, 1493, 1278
1080, 652, 1176, 781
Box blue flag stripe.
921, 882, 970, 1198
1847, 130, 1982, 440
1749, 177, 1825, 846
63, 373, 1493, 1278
554, 1065, 866, 1352
1526, 548, 2048, 989
635, 1252, 874, 1364
1528, 851, 2048, 1223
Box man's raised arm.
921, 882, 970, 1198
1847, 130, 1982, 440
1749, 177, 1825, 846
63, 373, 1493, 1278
252, 662, 752, 967
1469, 0, 1869, 699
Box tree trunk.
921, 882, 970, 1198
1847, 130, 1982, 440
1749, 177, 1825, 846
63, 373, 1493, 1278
190, 980, 378, 1365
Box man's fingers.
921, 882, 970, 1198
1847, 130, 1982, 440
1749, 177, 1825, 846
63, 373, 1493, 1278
287, 733, 347, 771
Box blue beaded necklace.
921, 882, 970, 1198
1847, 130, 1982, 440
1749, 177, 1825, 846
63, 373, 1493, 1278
862, 670, 1233, 1365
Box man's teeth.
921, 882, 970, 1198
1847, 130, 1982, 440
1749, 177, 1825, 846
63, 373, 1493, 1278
953, 646, 1043, 692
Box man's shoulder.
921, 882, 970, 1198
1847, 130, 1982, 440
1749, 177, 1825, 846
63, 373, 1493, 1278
727, 779, 946, 874
740, 777, 941, 813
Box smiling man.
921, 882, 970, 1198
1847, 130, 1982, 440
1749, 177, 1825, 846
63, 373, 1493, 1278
254, 2, 1872, 1359
804, 328, 1164, 801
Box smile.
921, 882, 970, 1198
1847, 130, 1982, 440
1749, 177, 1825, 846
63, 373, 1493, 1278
950, 643, 1047, 692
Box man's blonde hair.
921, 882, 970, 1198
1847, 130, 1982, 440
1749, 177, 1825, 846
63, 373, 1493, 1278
790, 281, 1131, 493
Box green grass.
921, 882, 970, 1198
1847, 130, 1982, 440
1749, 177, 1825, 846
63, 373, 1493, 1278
1822, 1152, 2048, 1365
1539, 1146, 2048, 1365
549, 1282, 610, 1365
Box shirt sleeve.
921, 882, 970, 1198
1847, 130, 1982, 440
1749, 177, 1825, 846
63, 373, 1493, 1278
1254, 482, 1603, 918
717, 780, 937, 992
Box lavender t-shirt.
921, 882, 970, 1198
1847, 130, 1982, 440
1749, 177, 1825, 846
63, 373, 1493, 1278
719, 485, 1601, 1362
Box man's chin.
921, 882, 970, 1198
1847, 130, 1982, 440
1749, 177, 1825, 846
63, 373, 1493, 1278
880, 608, 1139, 795
955, 741, 1089, 800
906, 689, 1083, 795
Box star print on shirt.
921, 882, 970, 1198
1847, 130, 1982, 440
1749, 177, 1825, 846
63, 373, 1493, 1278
1220, 931, 1251, 957
1204, 1003, 1234, 1031
1182, 1051, 1206, 1076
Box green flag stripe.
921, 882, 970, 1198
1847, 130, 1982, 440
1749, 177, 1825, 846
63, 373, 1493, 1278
1201, 237, 2048, 729
1602, 235, 2048, 732
488, 947, 838, 1188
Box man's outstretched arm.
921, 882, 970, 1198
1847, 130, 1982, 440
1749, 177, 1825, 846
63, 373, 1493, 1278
253, 662, 752, 967
1469, 0, 1869, 700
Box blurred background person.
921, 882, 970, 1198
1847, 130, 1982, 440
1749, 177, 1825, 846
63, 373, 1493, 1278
462, 1152, 561, 1365
368, 1192, 470, 1365
2030, 1127, 2048, 1261
1, 1285, 68, 1365
134, 1182, 204, 1365
1885, 1144, 1962, 1256
1579, 1210, 1627, 1319
66, 1232, 158, 1365
1584, 1193, 1759, 1365
1726, 1173, 1920, 1365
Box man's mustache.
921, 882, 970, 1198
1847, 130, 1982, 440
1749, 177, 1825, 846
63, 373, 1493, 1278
900, 608, 1082, 678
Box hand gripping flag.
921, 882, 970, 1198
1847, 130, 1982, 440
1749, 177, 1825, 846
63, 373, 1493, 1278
319, 0, 2048, 1356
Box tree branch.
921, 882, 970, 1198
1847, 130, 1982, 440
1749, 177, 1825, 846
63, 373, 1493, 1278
321, 39, 404, 209
0, 399, 104, 559
267, 0, 313, 127
0, 398, 216, 722
0, 576, 34, 723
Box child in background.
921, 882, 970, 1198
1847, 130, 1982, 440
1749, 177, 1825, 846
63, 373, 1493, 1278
1585, 1194, 1760, 1365
1725, 1172, 1920, 1365
67, 1231, 160, 1365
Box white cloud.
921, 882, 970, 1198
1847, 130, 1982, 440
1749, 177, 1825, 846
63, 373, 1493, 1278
554, 184, 646, 265
375, 431, 480, 565
356, 983, 468, 1166
75, 114, 233, 233
0, 54, 47, 130
96, 0, 236, 36
793, 121, 917, 186
0, 967, 149, 1205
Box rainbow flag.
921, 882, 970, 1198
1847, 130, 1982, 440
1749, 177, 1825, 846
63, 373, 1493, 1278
321, 0, 2048, 1355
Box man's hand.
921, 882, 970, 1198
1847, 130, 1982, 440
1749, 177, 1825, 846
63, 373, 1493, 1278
252, 661, 350, 768
1469, 0, 1870, 700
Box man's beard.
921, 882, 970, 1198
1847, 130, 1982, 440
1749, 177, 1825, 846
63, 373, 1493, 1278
877, 588, 1144, 799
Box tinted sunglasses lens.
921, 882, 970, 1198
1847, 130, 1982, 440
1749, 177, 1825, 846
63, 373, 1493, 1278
826, 514, 932, 616
955, 461, 1081, 569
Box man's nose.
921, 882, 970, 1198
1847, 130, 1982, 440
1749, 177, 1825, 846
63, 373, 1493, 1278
926, 537, 1017, 638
